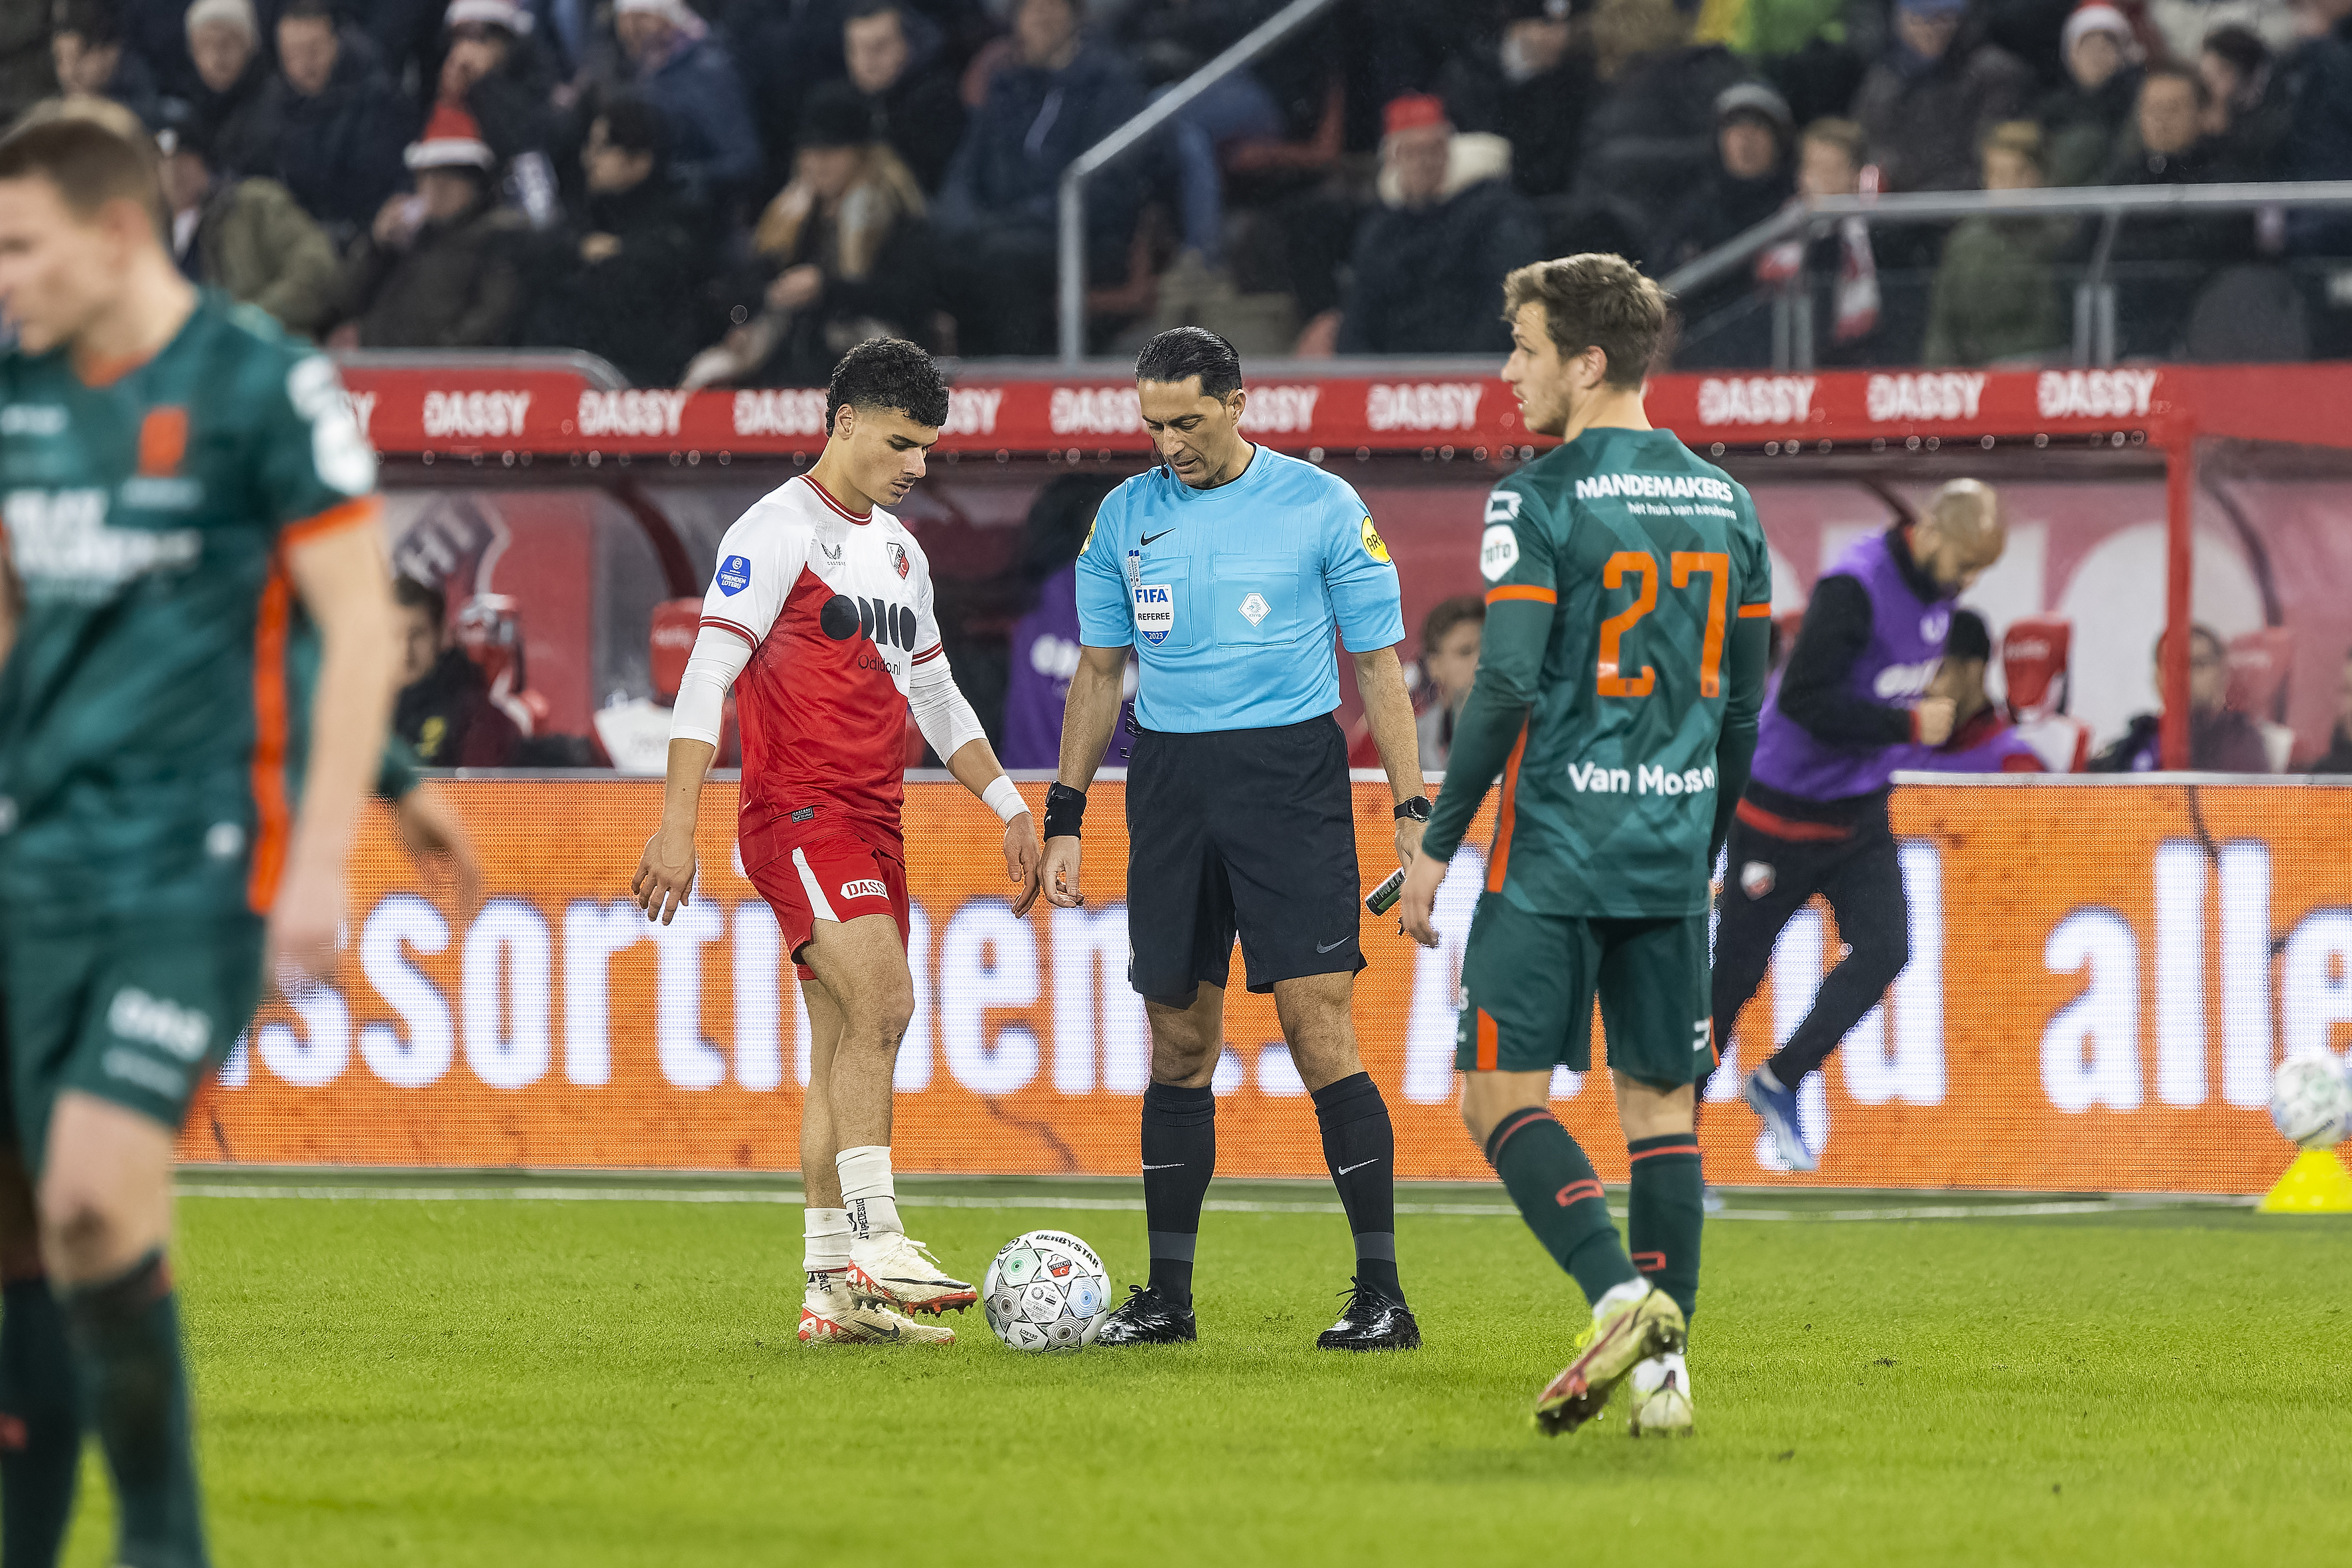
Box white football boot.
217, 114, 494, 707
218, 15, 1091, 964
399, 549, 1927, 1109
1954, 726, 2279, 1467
845, 1231, 978, 1316
799, 1277, 954, 1345
1627, 1351, 1696, 1437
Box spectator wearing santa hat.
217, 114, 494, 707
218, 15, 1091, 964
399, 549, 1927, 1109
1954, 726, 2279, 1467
1323, 95, 1541, 356
610, 0, 760, 207
2036, 2, 2144, 187
327, 102, 529, 349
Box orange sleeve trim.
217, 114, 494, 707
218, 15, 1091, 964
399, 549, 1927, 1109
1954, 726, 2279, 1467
1485, 584, 1557, 605
1737, 602, 1773, 618
280, 495, 382, 550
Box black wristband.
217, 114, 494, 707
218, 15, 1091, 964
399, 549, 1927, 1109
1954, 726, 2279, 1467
1043, 782, 1087, 840
1394, 795, 1432, 823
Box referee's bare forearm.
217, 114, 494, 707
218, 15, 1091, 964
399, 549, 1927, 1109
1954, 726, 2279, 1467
1353, 645, 1426, 802
1056, 643, 1129, 793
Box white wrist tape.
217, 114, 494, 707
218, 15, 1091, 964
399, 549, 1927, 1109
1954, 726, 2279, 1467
982, 775, 1027, 823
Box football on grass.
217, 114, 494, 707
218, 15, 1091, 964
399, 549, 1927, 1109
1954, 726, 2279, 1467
2268, 1054, 2352, 1150
983, 1230, 1112, 1352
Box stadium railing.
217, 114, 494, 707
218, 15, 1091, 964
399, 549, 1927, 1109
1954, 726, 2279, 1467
1658, 182, 2352, 370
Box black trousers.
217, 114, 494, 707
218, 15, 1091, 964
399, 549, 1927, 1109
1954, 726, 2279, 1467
1709, 799, 1910, 1091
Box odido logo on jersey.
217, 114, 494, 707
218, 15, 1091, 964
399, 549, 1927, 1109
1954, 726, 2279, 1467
821, 592, 918, 652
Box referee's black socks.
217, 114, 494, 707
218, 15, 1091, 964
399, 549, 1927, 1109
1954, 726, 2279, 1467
1141, 1080, 1217, 1306
1313, 1072, 1403, 1302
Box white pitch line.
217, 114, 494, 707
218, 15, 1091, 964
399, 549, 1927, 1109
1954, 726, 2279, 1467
172, 1184, 2228, 1223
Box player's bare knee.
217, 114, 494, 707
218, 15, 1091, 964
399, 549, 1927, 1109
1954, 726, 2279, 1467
35, 1180, 126, 1278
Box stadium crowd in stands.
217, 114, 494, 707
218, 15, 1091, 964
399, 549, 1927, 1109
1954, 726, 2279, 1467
11, 0, 2352, 375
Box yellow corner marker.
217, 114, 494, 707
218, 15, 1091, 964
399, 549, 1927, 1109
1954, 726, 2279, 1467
2258, 1147, 2352, 1214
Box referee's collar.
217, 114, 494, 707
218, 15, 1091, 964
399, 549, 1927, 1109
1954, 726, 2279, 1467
1166, 441, 1264, 497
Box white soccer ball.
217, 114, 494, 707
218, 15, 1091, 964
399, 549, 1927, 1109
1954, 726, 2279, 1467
981, 1229, 1112, 1352
2268, 1054, 2352, 1150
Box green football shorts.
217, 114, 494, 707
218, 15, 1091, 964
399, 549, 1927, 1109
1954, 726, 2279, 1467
1454, 893, 1715, 1088
1, 911, 264, 1174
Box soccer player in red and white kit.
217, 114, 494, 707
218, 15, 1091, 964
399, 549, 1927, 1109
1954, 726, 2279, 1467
634, 341, 1041, 1346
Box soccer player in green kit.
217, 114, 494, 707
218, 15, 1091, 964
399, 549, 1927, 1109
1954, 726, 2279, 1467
1398, 255, 1772, 1438
0, 102, 396, 1565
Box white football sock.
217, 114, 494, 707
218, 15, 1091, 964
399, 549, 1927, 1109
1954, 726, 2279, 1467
804, 1206, 852, 1287
1594, 1278, 1653, 1320
837, 1146, 902, 1237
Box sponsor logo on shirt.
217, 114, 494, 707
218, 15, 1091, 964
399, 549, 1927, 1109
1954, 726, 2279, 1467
733, 388, 829, 437
1696, 376, 1815, 427
4, 489, 198, 590
1864, 372, 1986, 424
422, 389, 532, 439
0, 404, 66, 436
716, 554, 752, 595
1484, 491, 1521, 523
1360, 516, 1390, 564
1365, 382, 1481, 432
106, 986, 210, 1061
1479, 524, 1519, 582
575, 389, 689, 438
1573, 473, 1736, 503
1875, 659, 1939, 700
1563, 761, 1719, 797
839, 879, 888, 901
2036, 368, 2158, 421
1921, 607, 1951, 643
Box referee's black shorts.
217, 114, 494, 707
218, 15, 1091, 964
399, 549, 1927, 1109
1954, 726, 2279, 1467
1124, 714, 1365, 1008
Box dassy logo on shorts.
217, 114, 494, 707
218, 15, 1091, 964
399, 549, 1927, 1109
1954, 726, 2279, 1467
106, 986, 210, 1061
839, 879, 888, 900
1134, 582, 1174, 645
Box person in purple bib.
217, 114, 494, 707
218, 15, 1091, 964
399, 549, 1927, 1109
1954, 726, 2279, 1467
1711, 481, 2007, 1171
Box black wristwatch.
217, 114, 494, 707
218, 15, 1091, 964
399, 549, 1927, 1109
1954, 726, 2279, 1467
1394, 795, 1432, 823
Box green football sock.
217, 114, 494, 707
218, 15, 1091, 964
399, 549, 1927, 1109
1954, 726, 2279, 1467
1, 1275, 82, 1568
60, 1251, 207, 1568
1483, 1109, 1638, 1307
1628, 1133, 1704, 1322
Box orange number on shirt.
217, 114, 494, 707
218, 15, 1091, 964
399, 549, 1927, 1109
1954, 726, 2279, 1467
1671, 550, 1731, 698
1596, 552, 1657, 698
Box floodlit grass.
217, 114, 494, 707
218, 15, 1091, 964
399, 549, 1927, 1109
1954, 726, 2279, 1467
53, 1175, 2352, 1566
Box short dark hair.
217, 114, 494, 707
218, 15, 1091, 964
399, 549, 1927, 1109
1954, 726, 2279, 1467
53, 0, 124, 46
279, 0, 336, 26
1422, 593, 1485, 653
2203, 24, 2268, 80
847, 0, 905, 23
600, 93, 668, 165
1946, 608, 1991, 664
0, 101, 163, 233
827, 337, 949, 432
1134, 326, 1243, 400
394, 576, 447, 633
2144, 61, 2211, 107
1501, 253, 1669, 389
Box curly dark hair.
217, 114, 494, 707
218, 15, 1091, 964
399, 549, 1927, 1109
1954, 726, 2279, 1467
827, 337, 950, 433
1134, 326, 1242, 399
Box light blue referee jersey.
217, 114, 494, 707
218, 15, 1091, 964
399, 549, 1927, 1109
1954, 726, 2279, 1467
1075, 445, 1406, 732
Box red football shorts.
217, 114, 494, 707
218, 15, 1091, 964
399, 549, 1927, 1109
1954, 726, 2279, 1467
746, 824, 910, 980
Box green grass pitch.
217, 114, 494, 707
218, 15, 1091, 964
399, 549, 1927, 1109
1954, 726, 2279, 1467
52, 1173, 2352, 1566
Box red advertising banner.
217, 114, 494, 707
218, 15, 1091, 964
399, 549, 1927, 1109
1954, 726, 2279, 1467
343, 364, 2352, 461
189, 778, 2349, 1194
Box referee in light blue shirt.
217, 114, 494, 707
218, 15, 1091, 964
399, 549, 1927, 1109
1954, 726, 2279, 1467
1039, 328, 1430, 1352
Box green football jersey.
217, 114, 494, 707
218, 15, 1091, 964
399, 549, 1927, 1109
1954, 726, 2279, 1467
0, 291, 377, 918
1422, 426, 1772, 918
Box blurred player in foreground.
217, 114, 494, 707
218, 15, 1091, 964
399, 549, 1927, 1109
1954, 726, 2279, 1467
1043, 328, 1428, 1352
1398, 255, 1772, 1435
1713, 479, 2005, 1172
633, 339, 1041, 1348
0, 101, 395, 1567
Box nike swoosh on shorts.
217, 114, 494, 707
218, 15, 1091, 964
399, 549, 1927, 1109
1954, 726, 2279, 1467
1141, 1162, 1184, 1170
1316, 937, 1349, 953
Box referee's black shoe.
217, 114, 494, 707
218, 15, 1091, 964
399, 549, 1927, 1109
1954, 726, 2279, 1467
1317, 1278, 1421, 1352
1095, 1285, 1197, 1345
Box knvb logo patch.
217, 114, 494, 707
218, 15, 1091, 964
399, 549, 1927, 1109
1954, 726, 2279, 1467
716, 554, 752, 596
